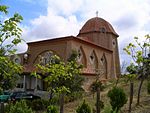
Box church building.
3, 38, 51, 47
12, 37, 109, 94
12, 16, 120, 91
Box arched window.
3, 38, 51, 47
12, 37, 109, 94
77, 47, 87, 67
89, 50, 98, 69
34, 51, 54, 65
100, 54, 107, 78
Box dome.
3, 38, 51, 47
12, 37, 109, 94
78, 17, 118, 36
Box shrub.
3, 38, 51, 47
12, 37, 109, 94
76, 100, 91, 113
107, 87, 127, 113
64, 91, 83, 103
90, 81, 105, 93
30, 99, 45, 111
47, 105, 58, 113
102, 104, 118, 113
95, 100, 104, 109
147, 81, 150, 94
7, 100, 34, 113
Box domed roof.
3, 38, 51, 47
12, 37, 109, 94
79, 17, 118, 36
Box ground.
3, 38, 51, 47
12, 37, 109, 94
63, 78, 150, 113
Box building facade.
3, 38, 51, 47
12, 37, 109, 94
13, 17, 120, 91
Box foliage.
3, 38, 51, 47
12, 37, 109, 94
0, 5, 23, 56
34, 52, 83, 113
47, 105, 58, 113
107, 87, 127, 113
64, 91, 84, 103
123, 35, 150, 79
102, 104, 117, 113
6, 100, 34, 113
0, 4, 23, 90
30, 99, 45, 111
90, 80, 105, 93
0, 48, 22, 91
36, 55, 82, 94
123, 35, 150, 104
76, 100, 91, 113
147, 81, 150, 94
124, 63, 137, 82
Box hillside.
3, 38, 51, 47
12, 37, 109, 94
64, 78, 150, 113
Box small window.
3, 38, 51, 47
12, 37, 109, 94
112, 39, 116, 48
100, 27, 106, 33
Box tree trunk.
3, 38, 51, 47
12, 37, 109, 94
0, 102, 4, 113
128, 82, 134, 113
60, 93, 64, 113
96, 87, 100, 113
137, 79, 144, 105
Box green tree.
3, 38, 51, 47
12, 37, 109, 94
0, 4, 23, 90
90, 80, 104, 113
36, 54, 83, 113
126, 63, 137, 112
107, 87, 127, 113
123, 35, 150, 105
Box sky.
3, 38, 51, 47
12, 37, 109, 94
1, 0, 150, 65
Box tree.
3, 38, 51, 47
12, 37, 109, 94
0, 4, 23, 91
123, 35, 150, 105
126, 63, 137, 112
107, 87, 127, 113
36, 54, 83, 113
90, 80, 104, 113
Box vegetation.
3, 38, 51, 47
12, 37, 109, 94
90, 80, 105, 113
47, 105, 58, 113
107, 87, 127, 113
0, 4, 23, 91
35, 51, 83, 113
126, 63, 137, 112
5, 100, 34, 113
147, 81, 150, 94
76, 100, 91, 113
124, 35, 150, 105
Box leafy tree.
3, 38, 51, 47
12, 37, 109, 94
123, 35, 150, 105
36, 54, 83, 113
107, 87, 127, 113
90, 80, 105, 113
0, 4, 23, 91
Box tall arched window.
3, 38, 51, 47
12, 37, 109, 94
89, 50, 98, 69
77, 47, 87, 67
100, 54, 107, 78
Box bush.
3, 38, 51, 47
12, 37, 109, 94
47, 105, 58, 113
64, 91, 83, 103
90, 81, 105, 93
6, 100, 34, 113
107, 87, 127, 113
76, 100, 91, 113
95, 100, 104, 109
147, 81, 150, 94
30, 99, 45, 111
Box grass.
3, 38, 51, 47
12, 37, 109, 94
63, 77, 150, 113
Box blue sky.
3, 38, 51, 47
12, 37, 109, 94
1, 0, 150, 64
1, 0, 47, 25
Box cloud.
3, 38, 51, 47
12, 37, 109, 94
114, 13, 138, 30
21, 0, 150, 63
